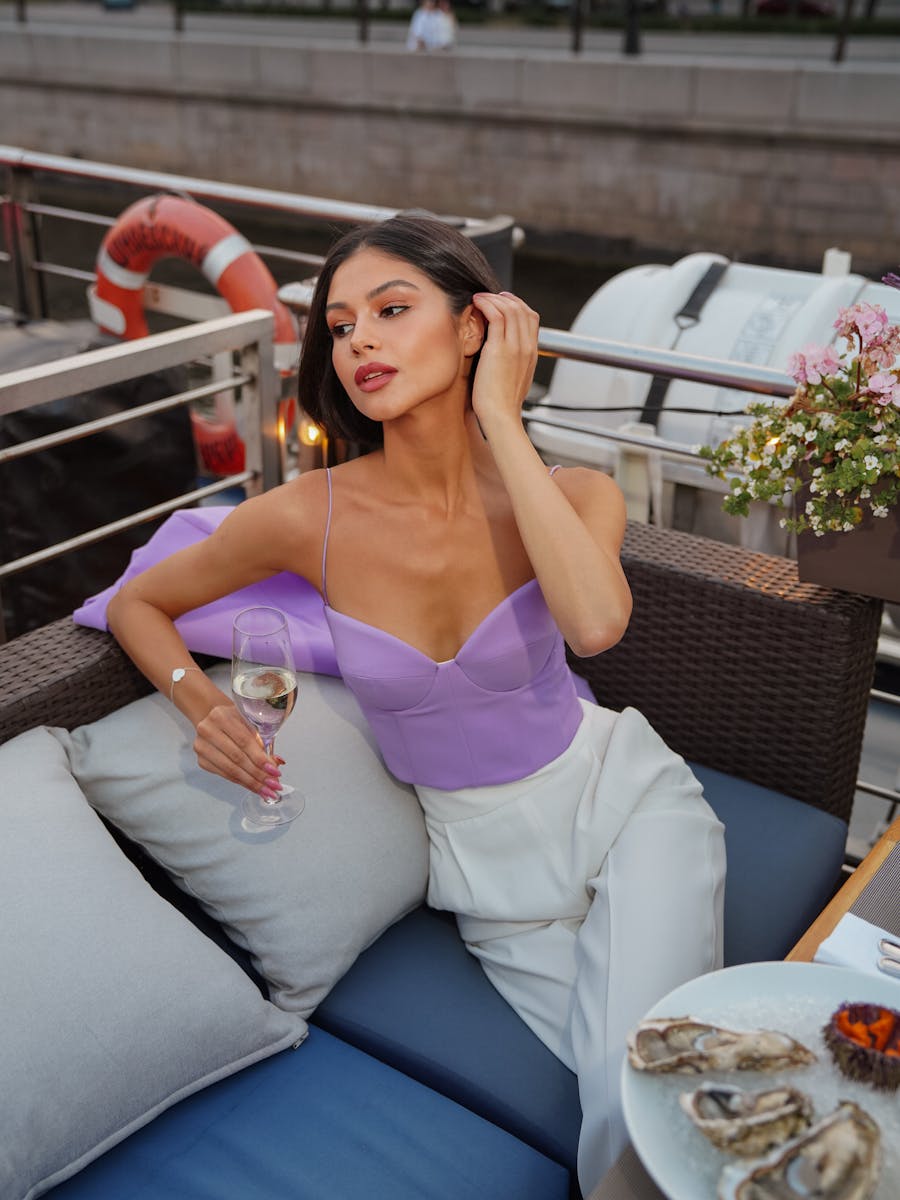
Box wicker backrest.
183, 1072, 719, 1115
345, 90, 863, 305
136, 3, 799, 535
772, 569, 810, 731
567, 521, 882, 824
0, 523, 882, 825
0, 618, 153, 746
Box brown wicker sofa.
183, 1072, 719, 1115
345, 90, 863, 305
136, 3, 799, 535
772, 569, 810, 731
0, 518, 880, 825
0, 519, 883, 1199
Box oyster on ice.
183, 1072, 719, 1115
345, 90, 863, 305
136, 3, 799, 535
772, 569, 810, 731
627, 1016, 816, 1074
718, 1101, 881, 1200
680, 1082, 813, 1157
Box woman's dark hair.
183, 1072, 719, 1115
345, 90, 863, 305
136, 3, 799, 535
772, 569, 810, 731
297, 213, 501, 447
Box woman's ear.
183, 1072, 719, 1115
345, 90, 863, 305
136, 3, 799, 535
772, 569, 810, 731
461, 305, 485, 357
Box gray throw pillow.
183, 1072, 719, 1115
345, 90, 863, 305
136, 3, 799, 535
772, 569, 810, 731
60, 664, 429, 1016
1, 726, 306, 1200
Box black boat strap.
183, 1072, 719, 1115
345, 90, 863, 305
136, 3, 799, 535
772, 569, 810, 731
640, 259, 729, 428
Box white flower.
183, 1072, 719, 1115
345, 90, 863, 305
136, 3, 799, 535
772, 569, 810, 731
805, 501, 815, 514
864, 455, 879, 471
835, 438, 852, 452
873, 505, 890, 518
843, 522, 855, 531
818, 413, 836, 430
804, 429, 818, 443
860, 486, 871, 499
788, 422, 806, 438
809, 480, 818, 493
813, 466, 824, 477
874, 435, 888, 446
778, 518, 787, 529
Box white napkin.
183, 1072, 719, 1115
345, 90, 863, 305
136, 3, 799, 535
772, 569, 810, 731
814, 911, 900, 984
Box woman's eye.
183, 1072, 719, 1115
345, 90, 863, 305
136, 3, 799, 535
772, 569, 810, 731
330, 322, 353, 339
381, 304, 409, 319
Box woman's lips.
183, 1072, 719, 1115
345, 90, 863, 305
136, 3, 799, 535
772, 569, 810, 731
354, 363, 396, 392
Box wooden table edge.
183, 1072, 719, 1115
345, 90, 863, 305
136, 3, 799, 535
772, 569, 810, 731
786, 816, 900, 963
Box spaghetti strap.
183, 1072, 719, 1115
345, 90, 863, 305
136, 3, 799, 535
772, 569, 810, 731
321, 467, 333, 606
549, 464, 562, 477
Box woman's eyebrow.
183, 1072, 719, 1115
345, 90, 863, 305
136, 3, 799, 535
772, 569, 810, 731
326, 279, 420, 312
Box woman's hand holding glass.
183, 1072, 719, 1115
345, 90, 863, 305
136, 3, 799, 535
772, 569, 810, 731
230, 605, 304, 826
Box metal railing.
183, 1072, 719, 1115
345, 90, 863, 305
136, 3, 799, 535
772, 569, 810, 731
0, 308, 280, 591
0, 145, 518, 326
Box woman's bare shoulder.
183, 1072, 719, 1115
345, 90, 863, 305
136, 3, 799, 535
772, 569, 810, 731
550, 466, 627, 541
551, 465, 624, 503
210, 469, 332, 569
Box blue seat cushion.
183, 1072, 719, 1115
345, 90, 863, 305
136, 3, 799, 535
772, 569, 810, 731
47, 1027, 568, 1200
313, 906, 581, 1171
690, 763, 847, 966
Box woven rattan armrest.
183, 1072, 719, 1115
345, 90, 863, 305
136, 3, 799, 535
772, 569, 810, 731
0, 617, 153, 746
567, 521, 882, 824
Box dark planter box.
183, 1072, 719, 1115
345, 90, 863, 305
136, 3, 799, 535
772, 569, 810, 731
796, 503, 900, 604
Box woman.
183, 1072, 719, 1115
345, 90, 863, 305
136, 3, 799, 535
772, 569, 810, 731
107, 214, 725, 1195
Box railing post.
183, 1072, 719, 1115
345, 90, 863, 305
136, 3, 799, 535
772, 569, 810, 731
239, 317, 281, 496
1, 166, 45, 322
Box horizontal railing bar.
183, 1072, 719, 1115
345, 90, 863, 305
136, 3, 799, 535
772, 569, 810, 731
871, 688, 900, 709
0, 374, 251, 465
0, 474, 253, 579
0, 310, 273, 413
1, 146, 402, 227
1, 147, 510, 236
523, 410, 705, 461
250, 243, 325, 270
24, 202, 116, 228
856, 779, 900, 804
537, 328, 796, 398
32, 261, 95, 283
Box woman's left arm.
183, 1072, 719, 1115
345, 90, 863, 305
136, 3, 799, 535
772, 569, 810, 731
471, 291, 632, 657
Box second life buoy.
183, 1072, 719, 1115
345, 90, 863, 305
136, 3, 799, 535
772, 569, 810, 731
88, 194, 300, 475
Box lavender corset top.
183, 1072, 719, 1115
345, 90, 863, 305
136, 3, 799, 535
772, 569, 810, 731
320, 471, 584, 790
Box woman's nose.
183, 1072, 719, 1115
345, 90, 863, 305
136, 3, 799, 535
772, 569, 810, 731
350, 322, 378, 354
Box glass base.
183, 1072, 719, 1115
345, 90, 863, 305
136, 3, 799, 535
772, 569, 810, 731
242, 788, 305, 826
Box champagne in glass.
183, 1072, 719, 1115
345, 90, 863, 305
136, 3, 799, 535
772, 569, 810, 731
232, 605, 304, 826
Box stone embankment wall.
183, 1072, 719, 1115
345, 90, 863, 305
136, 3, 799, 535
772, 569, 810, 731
3, 25, 899, 272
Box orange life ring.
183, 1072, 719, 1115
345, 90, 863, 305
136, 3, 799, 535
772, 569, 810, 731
89, 194, 300, 475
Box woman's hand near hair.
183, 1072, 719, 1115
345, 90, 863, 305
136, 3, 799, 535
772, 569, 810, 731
469, 291, 540, 430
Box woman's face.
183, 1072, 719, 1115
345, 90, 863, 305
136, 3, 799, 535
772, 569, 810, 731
325, 247, 479, 425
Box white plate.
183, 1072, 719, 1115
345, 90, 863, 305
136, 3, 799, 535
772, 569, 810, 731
620, 961, 900, 1200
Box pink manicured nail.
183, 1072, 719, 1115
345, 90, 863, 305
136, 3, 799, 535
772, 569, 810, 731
259, 786, 279, 801
263, 762, 280, 776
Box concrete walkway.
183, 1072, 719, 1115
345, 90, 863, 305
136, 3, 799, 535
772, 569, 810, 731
3, 0, 900, 64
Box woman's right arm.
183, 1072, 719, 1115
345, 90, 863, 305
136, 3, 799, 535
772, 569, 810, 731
106, 478, 319, 797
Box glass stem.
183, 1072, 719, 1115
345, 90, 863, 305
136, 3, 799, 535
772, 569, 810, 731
262, 737, 278, 805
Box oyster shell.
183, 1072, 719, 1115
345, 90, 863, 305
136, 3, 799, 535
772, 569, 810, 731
680, 1082, 813, 1157
627, 1016, 816, 1074
717, 1100, 881, 1200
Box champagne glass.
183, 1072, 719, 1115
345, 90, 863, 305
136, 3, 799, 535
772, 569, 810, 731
232, 605, 304, 826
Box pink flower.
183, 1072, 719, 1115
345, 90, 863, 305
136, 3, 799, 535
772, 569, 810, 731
788, 344, 841, 385
833, 302, 890, 345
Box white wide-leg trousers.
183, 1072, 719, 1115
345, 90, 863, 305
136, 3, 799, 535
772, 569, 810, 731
418, 702, 727, 1198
